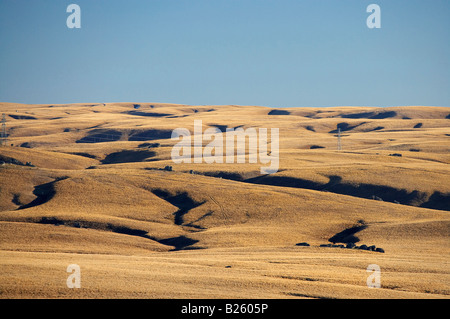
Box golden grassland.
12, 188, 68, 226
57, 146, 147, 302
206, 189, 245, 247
0, 102, 449, 298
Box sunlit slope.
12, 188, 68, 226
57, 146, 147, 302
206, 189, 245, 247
0, 102, 449, 298
0, 162, 448, 254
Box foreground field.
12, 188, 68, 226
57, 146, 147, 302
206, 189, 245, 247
1, 246, 448, 299
0, 103, 449, 298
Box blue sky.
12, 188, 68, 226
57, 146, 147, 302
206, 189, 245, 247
0, 0, 449, 107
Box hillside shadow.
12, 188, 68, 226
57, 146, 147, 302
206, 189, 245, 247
341, 111, 397, 119
329, 122, 367, 133
158, 236, 200, 251
9, 114, 37, 120
128, 129, 173, 141
151, 189, 205, 226
268, 109, 291, 115
328, 223, 368, 244
420, 191, 450, 211
101, 149, 156, 164
124, 111, 172, 117
243, 175, 449, 211
17, 177, 68, 210
371, 111, 397, 119
76, 129, 123, 143
34, 217, 199, 250
341, 112, 375, 119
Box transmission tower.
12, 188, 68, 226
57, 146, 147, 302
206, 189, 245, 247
337, 127, 342, 151
1, 113, 6, 147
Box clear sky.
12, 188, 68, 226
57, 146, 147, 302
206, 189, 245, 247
0, 0, 449, 107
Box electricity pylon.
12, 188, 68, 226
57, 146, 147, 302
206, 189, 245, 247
0, 113, 6, 147
337, 127, 342, 151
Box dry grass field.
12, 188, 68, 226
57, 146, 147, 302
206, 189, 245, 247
0, 102, 449, 299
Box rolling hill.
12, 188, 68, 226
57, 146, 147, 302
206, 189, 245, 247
0, 102, 449, 298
